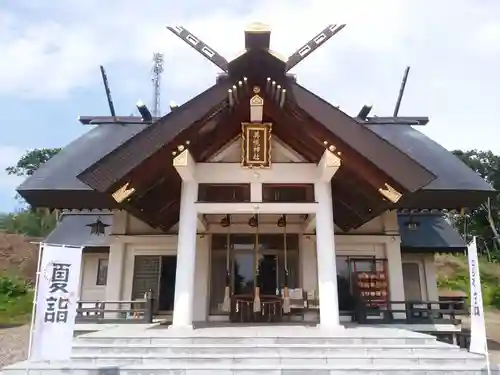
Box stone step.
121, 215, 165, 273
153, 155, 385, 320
2, 360, 493, 375
73, 342, 463, 355
72, 342, 462, 356
77, 336, 439, 346
70, 352, 487, 367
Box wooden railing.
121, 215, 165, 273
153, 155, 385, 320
354, 299, 468, 325
76, 291, 154, 324
74, 294, 467, 326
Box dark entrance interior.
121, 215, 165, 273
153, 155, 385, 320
259, 254, 278, 296
159, 256, 177, 311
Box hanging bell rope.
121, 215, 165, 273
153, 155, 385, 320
250, 214, 261, 313
221, 214, 231, 313
278, 215, 290, 313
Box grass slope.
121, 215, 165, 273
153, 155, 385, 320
436, 253, 500, 309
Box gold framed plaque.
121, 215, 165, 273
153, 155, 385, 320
241, 122, 272, 168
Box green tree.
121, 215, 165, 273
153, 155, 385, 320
452, 149, 500, 261
0, 210, 57, 237
2, 148, 61, 237
5, 148, 61, 176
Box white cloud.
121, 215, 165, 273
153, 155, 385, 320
0, 0, 500, 154
0, 0, 421, 99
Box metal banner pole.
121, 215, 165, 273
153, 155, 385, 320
27, 242, 44, 360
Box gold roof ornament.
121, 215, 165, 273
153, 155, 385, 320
112, 182, 136, 203
250, 87, 264, 122
245, 22, 271, 33
250, 95, 264, 106
378, 183, 402, 203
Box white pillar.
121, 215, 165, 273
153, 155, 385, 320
314, 182, 341, 328
250, 182, 262, 202
104, 243, 126, 318
386, 237, 406, 318
172, 181, 198, 328
193, 235, 210, 322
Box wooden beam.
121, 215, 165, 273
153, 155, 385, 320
272, 123, 321, 162
330, 182, 371, 222
134, 178, 180, 224
166, 25, 229, 72
157, 201, 181, 231
194, 108, 243, 161
271, 98, 406, 198
195, 202, 318, 215
195, 163, 319, 184
78, 81, 230, 193
78, 116, 159, 125
287, 82, 436, 192
286, 24, 346, 72
363, 116, 429, 126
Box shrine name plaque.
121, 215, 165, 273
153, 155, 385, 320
241, 122, 272, 168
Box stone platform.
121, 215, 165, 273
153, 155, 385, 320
2, 325, 496, 375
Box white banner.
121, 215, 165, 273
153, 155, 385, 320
30, 243, 83, 361
467, 237, 488, 356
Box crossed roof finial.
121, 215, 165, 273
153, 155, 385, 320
166, 23, 346, 74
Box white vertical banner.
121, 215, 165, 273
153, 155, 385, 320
30, 243, 83, 361
467, 237, 489, 356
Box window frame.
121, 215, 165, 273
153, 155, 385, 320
96, 258, 109, 286
198, 183, 251, 202
262, 184, 315, 203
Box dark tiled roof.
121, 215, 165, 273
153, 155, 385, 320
17, 98, 495, 211
367, 125, 493, 192
44, 212, 113, 247
398, 213, 466, 253
368, 125, 495, 209
17, 124, 146, 208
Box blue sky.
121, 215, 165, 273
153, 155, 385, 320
1, 0, 500, 213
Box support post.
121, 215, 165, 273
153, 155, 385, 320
386, 236, 406, 318
104, 243, 126, 318
171, 181, 199, 328
314, 182, 341, 328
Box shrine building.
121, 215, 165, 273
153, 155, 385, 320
17, 23, 495, 329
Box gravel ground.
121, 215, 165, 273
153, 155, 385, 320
0, 325, 29, 367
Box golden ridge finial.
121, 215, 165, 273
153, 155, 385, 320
245, 22, 271, 33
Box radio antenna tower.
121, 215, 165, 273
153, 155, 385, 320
151, 52, 164, 117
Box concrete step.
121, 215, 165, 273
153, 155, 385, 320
70, 352, 487, 367
2, 360, 493, 375
72, 342, 462, 356
77, 335, 439, 346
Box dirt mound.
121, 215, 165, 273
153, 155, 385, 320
0, 233, 40, 283
435, 253, 468, 279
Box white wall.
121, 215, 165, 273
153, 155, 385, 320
77, 217, 442, 324
79, 210, 439, 319
401, 252, 439, 301
117, 235, 210, 321
79, 252, 108, 301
